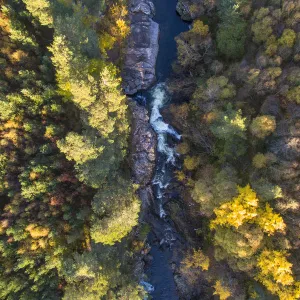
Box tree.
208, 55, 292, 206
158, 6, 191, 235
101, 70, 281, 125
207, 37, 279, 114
209, 105, 247, 160
1, 5, 39, 52
183, 155, 200, 171
252, 153, 268, 168
251, 8, 279, 44
175, 20, 214, 71
23, 0, 53, 27
213, 280, 232, 300
216, 0, 247, 59
286, 86, 300, 104
182, 249, 210, 271
251, 178, 282, 202
256, 204, 286, 235
90, 180, 140, 245
192, 166, 238, 216
217, 20, 247, 60
256, 250, 300, 299
180, 249, 210, 285
279, 29, 296, 48
192, 20, 209, 36
57, 132, 104, 165
48, 35, 74, 95
214, 224, 264, 262
0, 153, 8, 193
250, 115, 276, 139
211, 185, 259, 229
193, 76, 236, 102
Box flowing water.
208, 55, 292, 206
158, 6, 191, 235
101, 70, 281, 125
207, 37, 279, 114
139, 0, 189, 299
150, 83, 181, 218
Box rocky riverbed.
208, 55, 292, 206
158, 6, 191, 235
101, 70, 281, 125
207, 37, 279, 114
122, 0, 159, 95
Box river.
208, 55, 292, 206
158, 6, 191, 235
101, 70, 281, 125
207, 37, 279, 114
141, 0, 189, 299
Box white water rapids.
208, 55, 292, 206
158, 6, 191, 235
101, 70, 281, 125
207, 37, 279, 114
148, 83, 181, 218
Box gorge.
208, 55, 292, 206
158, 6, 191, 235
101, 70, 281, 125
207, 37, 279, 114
125, 0, 189, 298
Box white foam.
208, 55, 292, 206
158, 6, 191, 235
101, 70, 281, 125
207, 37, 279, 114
149, 83, 181, 219
159, 203, 167, 218
140, 280, 155, 293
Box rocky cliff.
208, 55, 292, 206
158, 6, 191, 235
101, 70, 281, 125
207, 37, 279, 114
122, 0, 159, 95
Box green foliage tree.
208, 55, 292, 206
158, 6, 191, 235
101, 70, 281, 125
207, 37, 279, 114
23, 0, 53, 27
216, 0, 247, 59
90, 180, 140, 245
251, 7, 279, 44
209, 105, 247, 160
193, 76, 236, 102
57, 132, 104, 165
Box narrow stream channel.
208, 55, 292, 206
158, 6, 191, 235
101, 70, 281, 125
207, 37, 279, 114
140, 0, 189, 298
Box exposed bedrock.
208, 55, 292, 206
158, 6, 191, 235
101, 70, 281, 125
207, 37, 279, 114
122, 0, 159, 95
129, 100, 156, 187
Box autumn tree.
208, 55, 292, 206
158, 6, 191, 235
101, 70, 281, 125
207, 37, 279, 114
256, 250, 300, 299
250, 115, 276, 139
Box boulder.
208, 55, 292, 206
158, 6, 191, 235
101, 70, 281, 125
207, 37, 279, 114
122, 0, 159, 95
129, 100, 157, 186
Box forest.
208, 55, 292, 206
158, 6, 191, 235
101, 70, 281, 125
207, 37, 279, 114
0, 0, 299, 299
167, 0, 300, 299
0, 0, 146, 299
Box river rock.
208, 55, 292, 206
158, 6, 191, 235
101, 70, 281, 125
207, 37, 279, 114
129, 100, 157, 186
122, 0, 159, 95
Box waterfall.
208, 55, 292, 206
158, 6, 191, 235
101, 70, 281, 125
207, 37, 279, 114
149, 83, 181, 218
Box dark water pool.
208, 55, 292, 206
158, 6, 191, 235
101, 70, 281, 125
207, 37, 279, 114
152, 0, 189, 81
146, 232, 179, 300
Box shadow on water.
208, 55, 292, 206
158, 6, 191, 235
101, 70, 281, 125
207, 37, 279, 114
142, 1, 189, 299
152, 0, 189, 81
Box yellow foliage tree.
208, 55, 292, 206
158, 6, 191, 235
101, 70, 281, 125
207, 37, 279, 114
213, 280, 231, 300
211, 185, 286, 235
191, 20, 209, 37
252, 153, 268, 169
211, 185, 258, 229
256, 204, 286, 235
183, 156, 201, 171
182, 249, 210, 271
256, 250, 300, 300
250, 115, 276, 139
26, 224, 50, 238
23, 0, 53, 27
